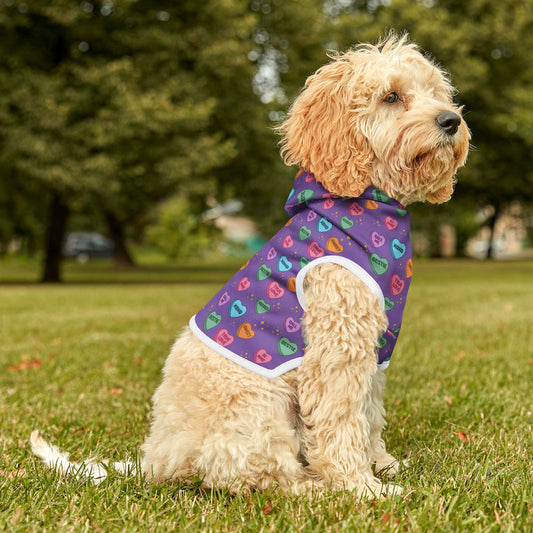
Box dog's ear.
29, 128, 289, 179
277, 56, 374, 197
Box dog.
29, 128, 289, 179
31, 34, 470, 498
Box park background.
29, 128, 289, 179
0, 0, 533, 279
1, 1, 532, 532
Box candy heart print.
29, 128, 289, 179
217, 292, 230, 307
278, 337, 298, 356
389, 274, 405, 296
257, 264, 272, 281
390, 239, 406, 259
307, 241, 325, 258
228, 299, 247, 318
282, 235, 294, 248
237, 277, 251, 291
254, 349, 273, 364
236, 322, 255, 339
267, 281, 285, 299
204, 311, 222, 330
385, 216, 398, 230
371, 231, 386, 248
349, 202, 364, 216
284, 316, 300, 333
214, 329, 234, 347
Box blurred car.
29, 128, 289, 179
62, 232, 114, 263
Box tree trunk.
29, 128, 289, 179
41, 193, 69, 283
486, 202, 500, 259
104, 211, 136, 267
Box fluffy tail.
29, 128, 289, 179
30, 430, 136, 484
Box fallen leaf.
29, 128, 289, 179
262, 501, 273, 515
8, 359, 42, 371
454, 431, 468, 443
51, 338, 62, 345
503, 303, 513, 313
381, 511, 390, 524
454, 350, 466, 361
444, 395, 453, 405
109, 388, 124, 395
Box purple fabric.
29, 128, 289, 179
191, 171, 413, 378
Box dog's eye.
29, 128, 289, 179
383, 92, 399, 104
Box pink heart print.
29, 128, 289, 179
385, 216, 398, 230
349, 202, 364, 216
267, 281, 285, 299
282, 235, 294, 248
214, 328, 234, 347
254, 349, 273, 364
237, 277, 251, 291
307, 241, 325, 258
389, 274, 405, 296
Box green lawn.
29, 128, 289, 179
1, 259, 532, 532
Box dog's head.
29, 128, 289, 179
278, 35, 470, 205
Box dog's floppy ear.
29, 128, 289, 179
277, 56, 374, 197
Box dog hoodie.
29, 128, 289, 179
190, 171, 413, 378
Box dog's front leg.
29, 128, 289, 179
297, 263, 401, 497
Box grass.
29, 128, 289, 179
1, 258, 532, 532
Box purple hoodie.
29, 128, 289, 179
190, 171, 413, 378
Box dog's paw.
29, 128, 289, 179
357, 479, 404, 499
375, 456, 409, 478
382, 482, 404, 496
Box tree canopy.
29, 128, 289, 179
1, 0, 532, 278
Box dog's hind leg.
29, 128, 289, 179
141, 330, 313, 494
365, 370, 404, 478
297, 263, 402, 498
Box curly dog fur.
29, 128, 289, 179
32, 35, 470, 498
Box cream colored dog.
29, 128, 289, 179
32, 35, 469, 498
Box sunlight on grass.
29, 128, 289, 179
1, 259, 532, 531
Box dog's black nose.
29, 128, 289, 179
436, 111, 461, 136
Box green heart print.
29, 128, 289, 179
384, 297, 395, 311
369, 253, 389, 275
339, 216, 354, 229
298, 225, 312, 240
255, 299, 271, 314
297, 189, 315, 203
256, 264, 272, 281
372, 189, 391, 203
204, 311, 222, 331
277, 337, 298, 356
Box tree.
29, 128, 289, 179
325, 0, 533, 256
0, 0, 254, 280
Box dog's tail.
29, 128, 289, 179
30, 430, 136, 484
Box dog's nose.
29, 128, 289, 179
436, 111, 461, 136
